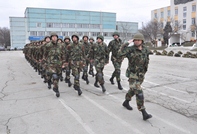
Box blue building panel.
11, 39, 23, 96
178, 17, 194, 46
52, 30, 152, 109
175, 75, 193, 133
46, 9, 60, 14
28, 8, 45, 13
103, 24, 116, 29
45, 14, 61, 19
45, 19, 61, 23
29, 18, 46, 23
28, 13, 45, 18
29, 36, 63, 41
90, 12, 100, 16
61, 14, 76, 20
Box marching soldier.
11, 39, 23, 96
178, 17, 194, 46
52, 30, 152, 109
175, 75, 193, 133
92, 35, 109, 93
67, 33, 85, 96
108, 31, 123, 90
118, 33, 152, 120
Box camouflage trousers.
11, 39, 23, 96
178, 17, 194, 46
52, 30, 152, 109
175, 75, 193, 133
71, 62, 83, 87
111, 60, 122, 82
82, 60, 89, 79
94, 60, 105, 85
46, 65, 61, 89
125, 78, 145, 111
64, 64, 71, 81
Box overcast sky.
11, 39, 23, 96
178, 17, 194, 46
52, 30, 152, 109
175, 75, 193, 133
0, 0, 170, 28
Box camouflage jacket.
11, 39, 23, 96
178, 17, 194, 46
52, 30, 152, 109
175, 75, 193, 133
118, 43, 149, 79
67, 42, 86, 67
83, 41, 91, 56
44, 41, 67, 66
108, 39, 123, 62
93, 42, 109, 64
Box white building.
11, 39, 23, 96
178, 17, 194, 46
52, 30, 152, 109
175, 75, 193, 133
151, 0, 197, 44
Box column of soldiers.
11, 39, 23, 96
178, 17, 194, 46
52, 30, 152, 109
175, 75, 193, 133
23, 32, 152, 121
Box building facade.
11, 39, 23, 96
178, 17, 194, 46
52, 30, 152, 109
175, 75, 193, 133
151, 0, 197, 43
10, 7, 138, 49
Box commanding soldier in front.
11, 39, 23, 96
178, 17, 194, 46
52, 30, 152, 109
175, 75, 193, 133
118, 33, 152, 120
44, 32, 67, 97
67, 33, 85, 96
108, 31, 123, 90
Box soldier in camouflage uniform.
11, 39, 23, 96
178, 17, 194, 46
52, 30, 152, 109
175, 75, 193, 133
63, 36, 72, 87
40, 36, 51, 83
43, 32, 67, 97
57, 38, 65, 81
88, 37, 95, 77
118, 33, 152, 120
81, 35, 90, 84
67, 33, 85, 96
108, 31, 123, 90
92, 35, 109, 92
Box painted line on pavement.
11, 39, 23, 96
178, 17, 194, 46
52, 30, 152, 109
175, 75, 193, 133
85, 83, 191, 134
58, 98, 95, 134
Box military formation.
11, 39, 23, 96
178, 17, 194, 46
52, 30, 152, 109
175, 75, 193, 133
23, 32, 152, 120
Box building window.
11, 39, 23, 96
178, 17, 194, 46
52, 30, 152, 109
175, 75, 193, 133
37, 31, 45, 36
46, 23, 53, 28
36, 23, 41, 27
78, 32, 83, 36
183, 12, 187, 18
167, 10, 170, 16
68, 24, 75, 28
76, 24, 83, 28
183, 7, 187, 12
84, 32, 89, 36
103, 32, 109, 36
191, 31, 195, 37
90, 24, 100, 29
192, 18, 196, 25
175, 9, 178, 15
154, 13, 157, 18
161, 12, 164, 18
91, 32, 100, 36
46, 31, 52, 35
30, 31, 37, 36
62, 23, 69, 28
69, 32, 74, 36
192, 5, 196, 12
175, 20, 178, 26
62, 32, 68, 36
54, 23, 61, 28
82, 24, 89, 28
183, 19, 186, 30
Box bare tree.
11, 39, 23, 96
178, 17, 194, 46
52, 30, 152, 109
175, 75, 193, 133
117, 22, 133, 42
140, 20, 163, 46
0, 27, 10, 48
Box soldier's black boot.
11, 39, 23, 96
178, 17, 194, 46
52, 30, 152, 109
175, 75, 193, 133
82, 73, 85, 80
110, 77, 115, 85
94, 81, 100, 88
122, 100, 133, 110
43, 76, 47, 83
65, 78, 68, 83
94, 77, 100, 88
67, 79, 72, 87
74, 86, 82, 96
101, 84, 106, 93
60, 74, 63, 82
53, 87, 60, 97
48, 80, 52, 89
117, 81, 123, 90
85, 77, 89, 85
141, 109, 152, 120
